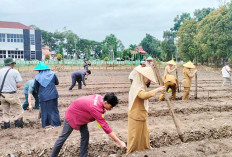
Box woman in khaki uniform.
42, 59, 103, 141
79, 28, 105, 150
182, 61, 197, 100
127, 67, 165, 155
163, 59, 177, 78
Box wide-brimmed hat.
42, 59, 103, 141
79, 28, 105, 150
183, 61, 195, 69
146, 56, 153, 61
167, 59, 176, 65
4, 57, 16, 66
33, 62, 51, 71
135, 67, 157, 84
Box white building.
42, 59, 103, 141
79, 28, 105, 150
0, 21, 42, 60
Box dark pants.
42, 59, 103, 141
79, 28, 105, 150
50, 119, 89, 157
69, 75, 82, 90
22, 92, 40, 110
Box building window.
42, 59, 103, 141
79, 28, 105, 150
30, 34, 35, 45
0, 50, 6, 58
31, 51, 36, 60
0, 33, 6, 42
7, 34, 23, 43
8, 51, 24, 59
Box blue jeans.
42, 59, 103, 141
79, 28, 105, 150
22, 92, 39, 110
50, 119, 89, 157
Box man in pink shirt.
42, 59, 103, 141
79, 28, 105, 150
51, 93, 126, 157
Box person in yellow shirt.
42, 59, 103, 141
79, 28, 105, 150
182, 61, 197, 100
163, 59, 177, 78
127, 67, 165, 155
159, 74, 178, 101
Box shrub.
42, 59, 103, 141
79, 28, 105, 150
57, 54, 62, 61
45, 54, 50, 60
104, 56, 109, 61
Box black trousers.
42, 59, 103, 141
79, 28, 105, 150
50, 119, 89, 157
69, 75, 82, 90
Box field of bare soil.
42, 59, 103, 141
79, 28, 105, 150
1, 65, 232, 157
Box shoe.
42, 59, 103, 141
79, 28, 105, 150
14, 117, 23, 128
1, 122, 10, 129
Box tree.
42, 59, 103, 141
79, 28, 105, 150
140, 34, 161, 59
171, 13, 191, 33
176, 19, 198, 62
161, 31, 176, 61
196, 5, 232, 66
194, 8, 215, 21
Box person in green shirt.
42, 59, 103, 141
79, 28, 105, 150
22, 80, 39, 111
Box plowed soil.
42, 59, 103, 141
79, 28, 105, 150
1, 65, 232, 157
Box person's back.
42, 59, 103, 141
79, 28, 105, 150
24, 80, 35, 94
222, 65, 230, 78
72, 70, 85, 78
0, 67, 22, 92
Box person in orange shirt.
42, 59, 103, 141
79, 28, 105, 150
182, 61, 197, 100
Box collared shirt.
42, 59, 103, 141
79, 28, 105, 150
24, 80, 35, 94
0, 66, 22, 92
65, 94, 112, 134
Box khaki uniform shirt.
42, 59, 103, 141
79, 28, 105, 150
128, 90, 156, 121
164, 74, 177, 84
164, 66, 176, 78
182, 68, 196, 87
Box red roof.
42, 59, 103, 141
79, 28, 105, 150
0, 21, 32, 30
132, 46, 147, 54
42, 49, 53, 55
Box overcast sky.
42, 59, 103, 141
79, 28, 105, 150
0, 0, 229, 48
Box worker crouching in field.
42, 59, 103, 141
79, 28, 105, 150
50, 93, 127, 157
34, 62, 61, 128
22, 80, 39, 111
69, 70, 91, 90
159, 74, 178, 101
182, 61, 197, 100
127, 67, 165, 155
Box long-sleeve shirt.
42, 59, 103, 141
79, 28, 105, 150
65, 94, 112, 134
128, 90, 156, 121
34, 74, 59, 102
182, 68, 196, 88
72, 70, 86, 86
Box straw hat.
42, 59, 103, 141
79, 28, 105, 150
33, 62, 51, 71
183, 61, 195, 69
146, 56, 153, 61
135, 67, 157, 84
167, 59, 176, 65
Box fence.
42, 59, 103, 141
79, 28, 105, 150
0, 59, 141, 66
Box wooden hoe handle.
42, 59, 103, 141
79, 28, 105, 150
152, 59, 184, 142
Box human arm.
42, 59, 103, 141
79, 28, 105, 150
54, 74, 59, 85
28, 93, 33, 111
137, 86, 165, 100
16, 82, 22, 88
108, 132, 127, 149
82, 74, 86, 86
186, 69, 197, 78
16, 71, 23, 88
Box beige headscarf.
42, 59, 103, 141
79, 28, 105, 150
128, 67, 156, 111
